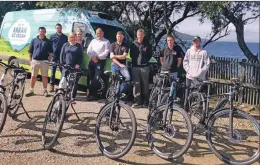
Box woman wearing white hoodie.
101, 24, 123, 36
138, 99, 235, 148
183, 36, 210, 110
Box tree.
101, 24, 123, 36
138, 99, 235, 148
0, 2, 42, 25
37, 1, 200, 48
199, 1, 260, 62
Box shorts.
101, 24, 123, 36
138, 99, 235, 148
31, 59, 49, 77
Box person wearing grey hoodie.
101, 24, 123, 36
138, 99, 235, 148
183, 36, 210, 110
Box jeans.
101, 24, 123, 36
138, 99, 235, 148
111, 64, 130, 81
132, 66, 149, 105
111, 63, 131, 93
50, 58, 62, 85
87, 60, 106, 97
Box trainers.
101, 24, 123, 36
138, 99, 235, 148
86, 96, 98, 101
142, 104, 148, 108
25, 90, 35, 97
43, 91, 49, 97
132, 103, 142, 109
49, 85, 55, 93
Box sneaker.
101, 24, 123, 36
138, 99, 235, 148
43, 91, 49, 97
132, 103, 142, 109
49, 85, 55, 93
25, 90, 35, 97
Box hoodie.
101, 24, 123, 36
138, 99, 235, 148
183, 46, 210, 80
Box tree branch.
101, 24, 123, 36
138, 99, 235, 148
243, 14, 260, 24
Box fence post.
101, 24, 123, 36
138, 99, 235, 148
239, 59, 247, 103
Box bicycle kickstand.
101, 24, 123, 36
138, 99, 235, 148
19, 102, 31, 119
70, 102, 80, 120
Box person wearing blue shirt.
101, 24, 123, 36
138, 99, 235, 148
49, 23, 68, 92
26, 27, 53, 97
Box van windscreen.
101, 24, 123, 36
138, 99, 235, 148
90, 23, 128, 43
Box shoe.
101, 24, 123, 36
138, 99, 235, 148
132, 103, 142, 109
43, 90, 49, 97
25, 90, 35, 97
49, 85, 55, 92
86, 96, 98, 101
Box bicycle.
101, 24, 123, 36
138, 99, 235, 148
148, 73, 171, 112
0, 59, 30, 133
41, 62, 86, 150
146, 73, 193, 160
95, 70, 137, 159
187, 78, 260, 165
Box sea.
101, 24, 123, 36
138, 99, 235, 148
159, 40, 259, 60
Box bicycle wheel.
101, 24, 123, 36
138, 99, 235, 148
147, 104, 193, 160
0, 92, 7, 133
187, 91, 205, 127
42, 93, 66, 150
207, 108, 260, 165
95, 101, 137, 159
8, 78, 25, 117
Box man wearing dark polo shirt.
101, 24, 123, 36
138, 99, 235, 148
49, 23, 68, 92
160, 34, 182, 79
130, 29, 152, 108
26, 27, 53, 97
110, 31, 130, 80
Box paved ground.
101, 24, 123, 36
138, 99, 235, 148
0, 78, 259, 165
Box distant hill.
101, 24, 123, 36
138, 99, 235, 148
160, 31, 203, 41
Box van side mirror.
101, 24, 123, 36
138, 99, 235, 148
84, 33, 93, 48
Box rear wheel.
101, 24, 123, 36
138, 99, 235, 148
0, 93, 7, 133
42, 93, 66, 150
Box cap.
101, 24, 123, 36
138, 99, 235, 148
192, 36, 201, 42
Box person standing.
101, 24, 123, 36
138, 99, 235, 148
160, 34, 182, 79
86, 28, 110, 101
49, 23, 68, 92
130, 29, 152, 108
183, 36, 210, 110
26, 27, 53, 97
60, 32, 83, 101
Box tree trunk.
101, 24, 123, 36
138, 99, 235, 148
234, 21, 258, 62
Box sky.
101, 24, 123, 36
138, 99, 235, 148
174, 13, 259, 43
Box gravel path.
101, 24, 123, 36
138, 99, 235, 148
0, 80, 259, 165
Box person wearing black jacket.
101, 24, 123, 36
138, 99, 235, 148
130, 29, 152, 108
60, 32, 83, 101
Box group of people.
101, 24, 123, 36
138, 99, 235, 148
25, 23, 211, 109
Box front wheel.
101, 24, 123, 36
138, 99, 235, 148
95, 101, 137, 159
146, 104, 193, 160
207, 109, 260, 165
0, 93, 7, 133
42, 93, 66, 150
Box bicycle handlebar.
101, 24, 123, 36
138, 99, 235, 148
0, 61, 28, 72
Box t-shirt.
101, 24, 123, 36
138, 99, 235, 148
110, 42, 129, 64
160, 45, 182, 72
28, 36, 53, 61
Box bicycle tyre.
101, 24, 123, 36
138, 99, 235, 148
0, 92, 7, 133
213, 97, 229, 111
95, 101, 137, 159
207, 108, 260, 165
147, 104, 193, 160
8, 78, 26, 117
42, 93, 66, 150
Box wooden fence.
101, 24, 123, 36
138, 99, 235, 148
208, 56, 260, 106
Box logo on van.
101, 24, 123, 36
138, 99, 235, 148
8, 19, 31, 47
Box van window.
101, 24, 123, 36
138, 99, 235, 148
72, 22, 91, 39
